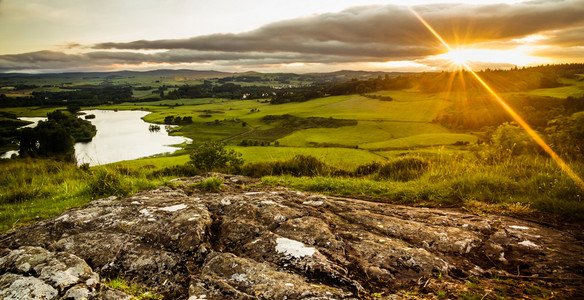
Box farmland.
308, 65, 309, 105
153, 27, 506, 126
2, 65, 584, 230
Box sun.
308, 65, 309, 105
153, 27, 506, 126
443, 49, 470, 67
436, 48, 547, 70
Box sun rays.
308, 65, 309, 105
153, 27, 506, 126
410, 7, 584, 191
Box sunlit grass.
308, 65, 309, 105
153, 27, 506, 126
360, 133, 478, 149
0, 159, 169, 232
261, 153, 584, 221
233, 146, 385, 171
277, 121, 450, 147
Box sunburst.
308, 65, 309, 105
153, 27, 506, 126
410, 7, 584, 191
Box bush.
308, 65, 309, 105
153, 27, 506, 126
354, 161, 382, 176
188, 142, 243, 172
149, 164, 201, 178
242, 155, 330, 177
86, 168, 130, 198
491, 122, 541, 156
378, 157, 429, 181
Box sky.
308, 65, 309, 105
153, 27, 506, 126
0, 0, 583, 73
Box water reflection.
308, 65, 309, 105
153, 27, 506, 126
75, 110, 189, 166
1, 110, 189, 165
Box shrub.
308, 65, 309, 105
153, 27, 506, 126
86, 168, 130, 198
354, 161, 382, 176
188, 142, 243, 172
242, 155, 330, 177
378, 157, 429, 181
149, 164, 201, 178
491, 122, 541, 156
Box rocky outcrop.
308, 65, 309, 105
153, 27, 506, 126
1, 174, 583, 299
0, 246, 131, 299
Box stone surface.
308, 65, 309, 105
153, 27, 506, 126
0, 246, 130, 299
1, 173, 583, 299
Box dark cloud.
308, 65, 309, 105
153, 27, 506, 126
0, 49, 388, 72
94, 0, 584, 58
2, 1, 583, 72
535, 26, 584, 46
530, 46, 584, 60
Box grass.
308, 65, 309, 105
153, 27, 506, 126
527, 77, 584, 98
0, 159, 170, 232
259, 153, 584, 221
233, 146, 386, 171
0, 106, 64, 117
2, 73, 583, 232
360, 133, 478, 149
103, 276, 162, 299
277, 121, 450, 147
191, 176, 223, 192
75, 89, 472, 152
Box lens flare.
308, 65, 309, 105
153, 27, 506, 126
410, 8, 584, 191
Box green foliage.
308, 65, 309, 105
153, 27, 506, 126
149, 164, 201, 178
260, 153, 584, 221
86, 168, 131, 198
191, 177, 223, 193
377, 157, 430, 181
242, 155, 330, 177
546, 111, 584, 158
45, 110, 97, 142
491, 122, 541, 156
188, 142, 243, 172
17, 110, 97, 161
0, 159, 179, 232
103, 276, 162, 299
352, 157, 430, 181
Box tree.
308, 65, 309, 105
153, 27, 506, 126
545, 111, 584, 158
164, 116, 174, 124
188, 142, 243, 172
491, 122, 540, 156
19, 121, 75, 162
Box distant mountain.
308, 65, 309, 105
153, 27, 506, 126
0, 69, 413, 80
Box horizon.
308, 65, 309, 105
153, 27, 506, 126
1, 0, 583, 73
2, 63, 581, 76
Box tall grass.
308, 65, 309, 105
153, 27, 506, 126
0, 159, 167, 232
260, 153, 584, 221
2, 150, 582, 232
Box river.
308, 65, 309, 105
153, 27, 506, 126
1, 110, 189, 166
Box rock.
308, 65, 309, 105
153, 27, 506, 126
1, 173, 583, 299
0, 246, 131, 299
189, 252, 352, 299
0, 273, 58, 300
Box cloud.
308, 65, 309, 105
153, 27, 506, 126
2, 0, 584, 72
61, 42, 83, 50
0, 49, 391, 72
94, 1, 584, 57
535, 26, 584, 47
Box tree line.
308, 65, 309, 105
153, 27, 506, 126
19, 111, 96, 162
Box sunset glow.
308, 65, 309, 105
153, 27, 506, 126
411, 6, 584, 191
0, 0, 583, 73
436, 48, 547, 69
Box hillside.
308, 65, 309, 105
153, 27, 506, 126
1, 174, 582, 299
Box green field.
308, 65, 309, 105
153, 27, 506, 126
527, 77, 584, 98
3, 67, 584, 230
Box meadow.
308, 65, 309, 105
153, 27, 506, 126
1, 66, 584, 231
